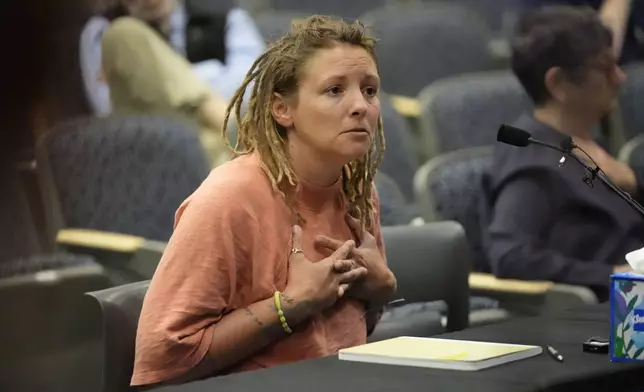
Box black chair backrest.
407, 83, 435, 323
382, 222, 470, 332
88, 280, 150, 392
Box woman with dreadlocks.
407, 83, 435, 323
131, 15, 397, 387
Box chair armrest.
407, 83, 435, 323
0, 262, 107, 289
469, 272, 553, 294
0, 258, 111, 358
57, 229, 166, 284
389, 94, 421, 118
543, 283, 598, 310
57, 229, 145, 253
469, 273, 598, 316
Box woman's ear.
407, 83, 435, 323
544, 66, 567, 103
271, 93, 294, 129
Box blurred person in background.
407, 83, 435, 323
80, 0, 265, 166
482, 6, 643, 301
130, 16, 396, 387
526, 0, 643, 63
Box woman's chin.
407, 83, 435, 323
338, 145, 372, 163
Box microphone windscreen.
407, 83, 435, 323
497, 124, 531, 147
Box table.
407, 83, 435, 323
157, 303, 644, 392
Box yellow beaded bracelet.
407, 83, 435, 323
274, 291, 293, 334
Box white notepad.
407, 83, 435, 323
338, 337, 543, 371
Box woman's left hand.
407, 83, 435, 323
314, 216, 396, 304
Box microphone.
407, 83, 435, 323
497, 124, 531, 147
496, 124, 644, 219
497, 124, 573, 153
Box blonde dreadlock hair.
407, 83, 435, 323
221, 15, 385, 231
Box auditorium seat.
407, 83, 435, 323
360, 3, 496, 98
415, 147, 493, 272
414, 147, 600, 316
418, 70, 529, 158
36, 115, 211, 283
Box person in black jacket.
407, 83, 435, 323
482, 6, 640, 301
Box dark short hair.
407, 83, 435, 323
511, 6, 613, 105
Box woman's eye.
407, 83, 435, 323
325, 86, 342, 96
364, 86, 378, 97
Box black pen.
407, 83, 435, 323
547, 345, 564, 362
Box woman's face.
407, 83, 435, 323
273, 43, 381, 166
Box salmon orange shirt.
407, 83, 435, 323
131, 153, 385, 386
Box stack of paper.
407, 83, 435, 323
339, 337, 542, 371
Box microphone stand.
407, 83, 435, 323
529, 137, 644, 219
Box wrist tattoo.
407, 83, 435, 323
281, 293, 295, 304
243, 307, 264, 327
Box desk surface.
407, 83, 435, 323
158, 304, 644, 392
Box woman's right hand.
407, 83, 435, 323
283, 225, 368, 317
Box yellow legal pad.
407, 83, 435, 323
338, 337, 542, 371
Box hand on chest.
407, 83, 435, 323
299, 213, 356, 262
